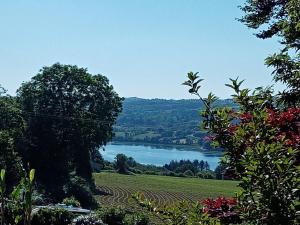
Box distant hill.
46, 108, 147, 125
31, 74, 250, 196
113, 97, 235, 148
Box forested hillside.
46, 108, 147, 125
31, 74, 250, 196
113, 97, 235, 147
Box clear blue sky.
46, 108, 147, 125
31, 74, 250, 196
0, 0, 283, 99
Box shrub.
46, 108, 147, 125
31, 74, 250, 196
143, 171, 157, 175
72, 214, 105, 225
31, 208, 75, 225
131, 192, 219, 224
4, 201, 23, 225
114, 154, 129, 174
167, 171, 176, 176
63, 196, 81, 207
177, 172, 185, 177
123, 212, 149, 225
184, 73, 300, 224
64, 175, 98, 209
32, 190, 49, 205
97, 206, 126, 225
183, 170, 194, 177
130, 168, 142, 174
197, 171, 215, 179
202, 197, 241, 224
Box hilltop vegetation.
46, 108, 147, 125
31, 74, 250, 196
114, 97, 235, 147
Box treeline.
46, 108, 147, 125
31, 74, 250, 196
113, 97, 236, 148
164, 159, 210, 175
98, 153, 222, 179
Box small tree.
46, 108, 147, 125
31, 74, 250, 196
114, 154, 129, 174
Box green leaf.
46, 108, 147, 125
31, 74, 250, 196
15, 215, 22, 224
29, 169, 35, 183
276, 163, 283, 173
11, 182, 23, 200
0, 169, 5, 181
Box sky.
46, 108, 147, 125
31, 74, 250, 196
0, 0, 284, 99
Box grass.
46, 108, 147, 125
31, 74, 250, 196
94, 172, 240, 224
94, 172, 239, 201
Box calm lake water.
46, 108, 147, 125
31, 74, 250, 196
101, 143, 223, 170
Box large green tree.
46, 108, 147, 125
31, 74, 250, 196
240, 0, 300, 106
17, 63, 123, 202
0, 86, 24, 190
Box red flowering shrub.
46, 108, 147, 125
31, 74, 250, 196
267, 108, 300, 149
184, 73, 300, 225
202, 197, 240, 224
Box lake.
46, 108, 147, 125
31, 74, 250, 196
101, 142, 223, 170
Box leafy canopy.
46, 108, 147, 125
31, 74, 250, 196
17, 63, 123, 201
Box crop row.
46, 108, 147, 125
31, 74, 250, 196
96, 185, 200, 207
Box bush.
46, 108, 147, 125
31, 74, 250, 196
72, 214, 105, 225
97, 206, 149, 225
131, 192, 219, 224
135, 215, 149, 225
32, 189, 51, 205
166, 171, 176, 176
184, 72, 300, 224
130, 168, 142, 174
4, 201, 24, 225
197, 171, 215, 179
63, 196, 81, 207
177, 172, 185, 177
31, 208, 75, 225
64, 175, 98, 209
97, 206, 126, 225
123, 212, 149, 225
183, 170, 194, 177
143, 171, 157, 175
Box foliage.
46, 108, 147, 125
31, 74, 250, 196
0, 169, 5, 225
114, 97, 235, 147
97, 206, 126, 225
202, 197, 240, 224
131, 192, 220, 225
196, 170, 215, 179
0, 89, 24, 191
164, 159, 210, 175
214, 164, 226, 180
182, 1, 300, 222
62, 196, 81, 207
23, 169, 35, 225
64, 174, 98, 209
123, 212, 149, 225
91, 151, 105, 172
4, 201, 23, 225
114, 154, 130, 174
183, 170, 194, 177
105, 154, 215, 178
31, 208, 75, 225
16, 63, 123, 204
0, 169, 36, 225
239, 0, 300, 106
72, 214, 105, 225
183, 74, 300, 224
96, 206, 150, 225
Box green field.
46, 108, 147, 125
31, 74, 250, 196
94, 172, 239, 206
